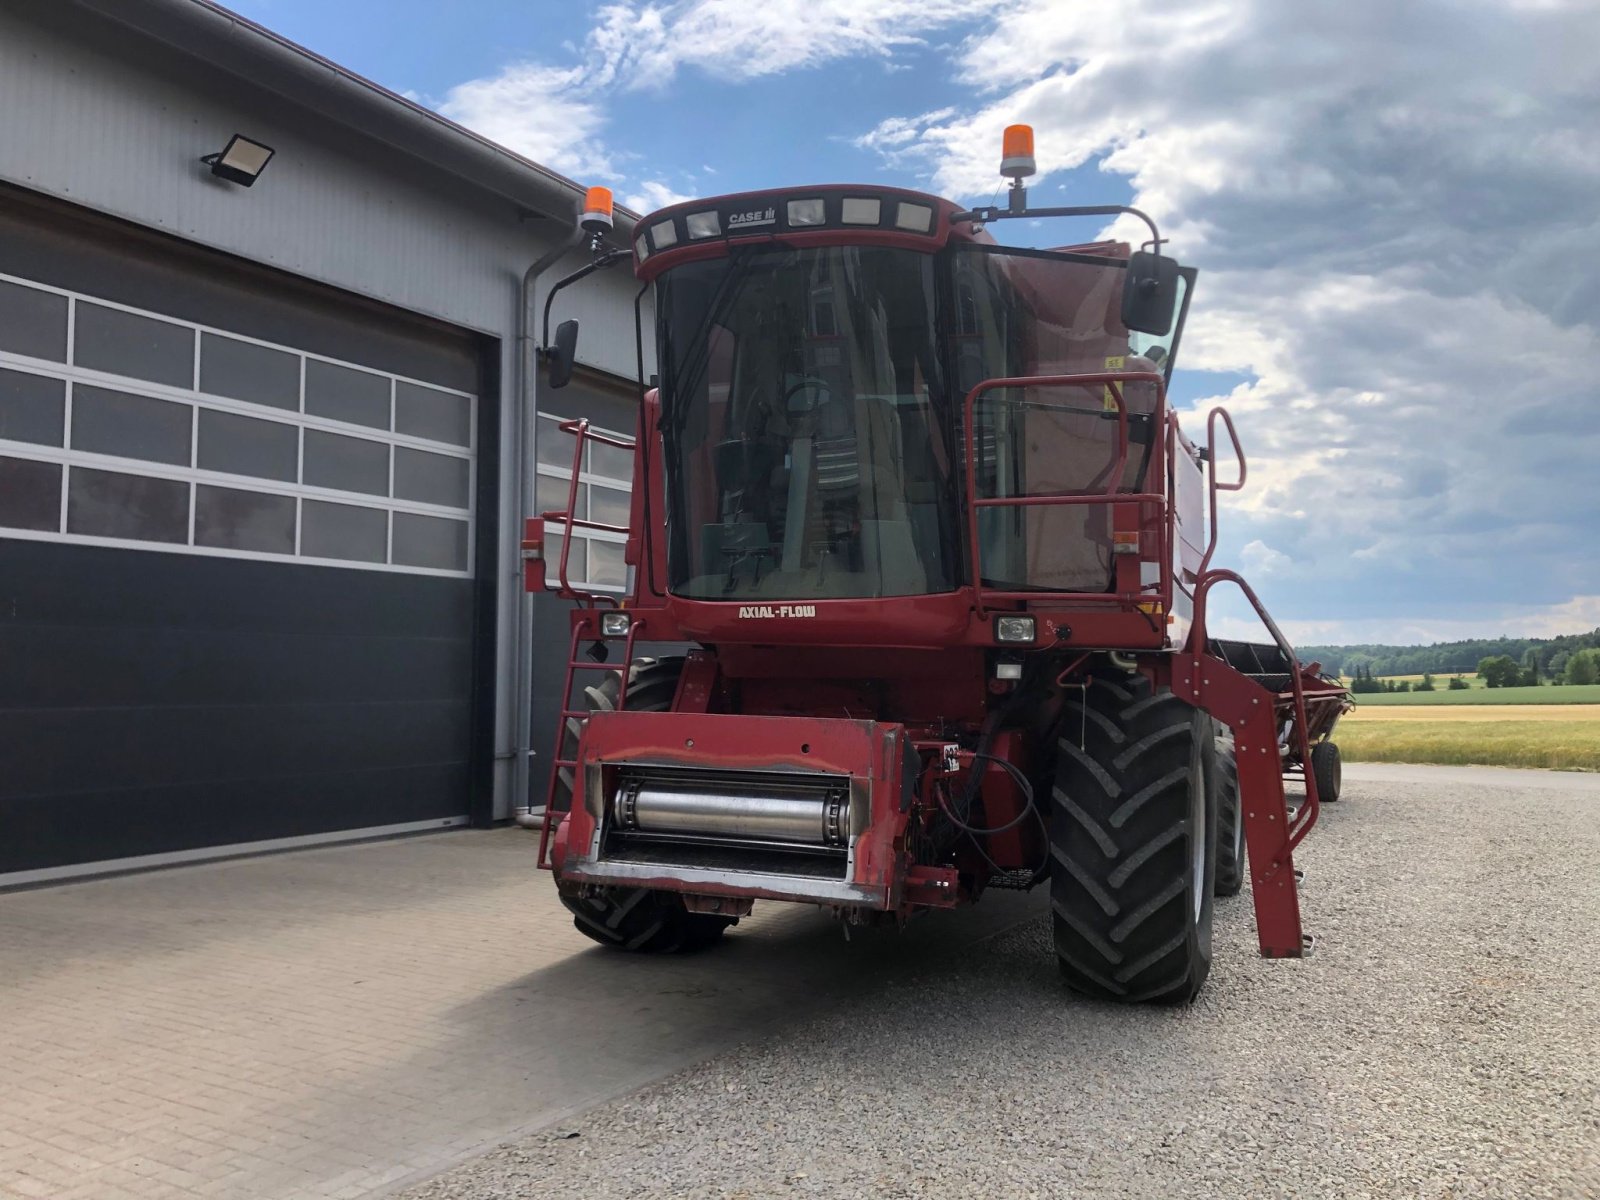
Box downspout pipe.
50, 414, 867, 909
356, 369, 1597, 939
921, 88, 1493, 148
513, 227, 586, 829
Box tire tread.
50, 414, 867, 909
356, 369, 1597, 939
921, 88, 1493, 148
1049, 674, 1215, 1005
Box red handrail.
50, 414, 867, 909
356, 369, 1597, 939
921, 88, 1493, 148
961, 371, 1169, 618
539, 418, 636, 607
1188, 566, 1320, 848
1197, 406, 1245, 577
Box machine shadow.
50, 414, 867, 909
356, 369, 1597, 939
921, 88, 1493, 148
261, 889, 1050, 1183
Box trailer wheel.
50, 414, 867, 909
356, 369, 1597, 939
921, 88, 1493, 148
1311, 740, 1343, 803
555, 656, 736, 954
1050, 676, 1217, 1004
1211, 728, 1244, 897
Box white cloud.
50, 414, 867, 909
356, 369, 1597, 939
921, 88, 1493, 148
587, 1, 974, 89
432, 2, 975, 203
1209, 593, 1600, 648
1240, 540, 1292, 576
437, 63, 613, 180
859, 0, 1600, 645
621, 180, 696, 213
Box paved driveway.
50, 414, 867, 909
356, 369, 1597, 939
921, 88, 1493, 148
402, 764, 1600, 1200
0, 829, 1039, 1200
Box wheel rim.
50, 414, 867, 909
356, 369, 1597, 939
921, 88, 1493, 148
1220, 738, 1241, 872
1192, 737, 1206, 920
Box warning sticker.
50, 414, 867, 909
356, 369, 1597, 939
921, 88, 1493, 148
1103, 355, 1125, 411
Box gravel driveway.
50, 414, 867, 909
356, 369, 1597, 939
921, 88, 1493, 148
404, 765, 1600, 1200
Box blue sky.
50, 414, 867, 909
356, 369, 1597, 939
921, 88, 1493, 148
230, 0, 1600, 646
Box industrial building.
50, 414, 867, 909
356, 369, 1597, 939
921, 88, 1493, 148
0, 0, 646, 883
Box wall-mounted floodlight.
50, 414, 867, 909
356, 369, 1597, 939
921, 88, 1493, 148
200, 134, 275, 187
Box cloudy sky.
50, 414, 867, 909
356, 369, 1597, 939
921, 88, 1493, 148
233, 0, 1600, 646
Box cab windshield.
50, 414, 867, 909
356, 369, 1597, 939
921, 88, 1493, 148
657, 246, 959, 600
655, 241, 1190, 600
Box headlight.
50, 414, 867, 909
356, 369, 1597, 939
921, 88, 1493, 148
894, 202, 933, 233
651, 219, 679, 248
994, 615, 1036, 644
841, 197, 881, 225
787, 198, 826, 226
600, 612, 632, 638
684, 211, 721, 239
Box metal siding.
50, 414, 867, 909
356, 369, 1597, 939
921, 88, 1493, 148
0, 7, 650, 380
0, 4, 660, 832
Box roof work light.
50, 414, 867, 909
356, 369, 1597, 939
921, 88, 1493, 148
201, 134, 275, 187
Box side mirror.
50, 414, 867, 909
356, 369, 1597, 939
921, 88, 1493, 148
1120, 251, 1179, 336
547, 319, 579, 390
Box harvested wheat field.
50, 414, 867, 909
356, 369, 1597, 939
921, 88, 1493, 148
1344, 704, 1600, 722
1338, 703, 1600, 770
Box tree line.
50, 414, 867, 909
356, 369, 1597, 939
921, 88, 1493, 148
1301, 627, 1600, 681
1346, 667, 1472, 694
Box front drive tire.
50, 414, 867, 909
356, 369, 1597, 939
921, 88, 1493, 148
562, 887, 734, 954
554, 656, 735, 954
1050, 676, 1218, 1004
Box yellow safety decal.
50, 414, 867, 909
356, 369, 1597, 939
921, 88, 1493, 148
1103, 355, 1125, 411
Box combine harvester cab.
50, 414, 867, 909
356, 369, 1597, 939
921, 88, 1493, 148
522, 129, 1351, 1001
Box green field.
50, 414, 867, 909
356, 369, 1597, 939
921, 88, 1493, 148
1348, 683, 1600, 706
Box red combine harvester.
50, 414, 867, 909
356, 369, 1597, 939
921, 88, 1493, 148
526, 127, 1351, 1003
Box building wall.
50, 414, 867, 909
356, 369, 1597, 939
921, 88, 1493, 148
0, 2, 653, 822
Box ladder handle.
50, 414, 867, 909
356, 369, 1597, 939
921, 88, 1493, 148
538, 613, 647, 870
1190, 567, 1319, 847
1198, 406, 1246, 576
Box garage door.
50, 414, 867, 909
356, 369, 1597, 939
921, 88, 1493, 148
0, 191, 494, 882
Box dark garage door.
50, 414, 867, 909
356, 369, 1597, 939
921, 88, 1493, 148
0, 189, 497, 881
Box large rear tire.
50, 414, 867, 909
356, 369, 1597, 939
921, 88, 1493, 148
555, 656, 736, 954
1311, 740, 1342, 803
1211, 729, 1244, 897
1050, 675, 1217, 1004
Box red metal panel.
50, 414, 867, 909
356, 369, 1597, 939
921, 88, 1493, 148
581, 710, 881, 785
562, 711, 912, 909
1170, 564, 1346, 959
1173, 654, 1306, 958
520, 517, 545, 594
674, 651, 718, 713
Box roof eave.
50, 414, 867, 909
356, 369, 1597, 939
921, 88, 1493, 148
65, 0, 641, 234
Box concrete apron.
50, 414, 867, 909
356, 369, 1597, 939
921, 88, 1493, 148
0, 827, 1044, 1200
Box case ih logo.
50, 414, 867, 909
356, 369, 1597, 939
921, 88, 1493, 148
737, 605, 817, 619
728, 207, 776, 229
